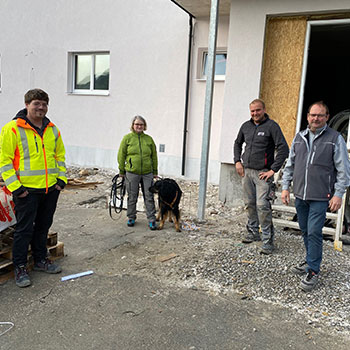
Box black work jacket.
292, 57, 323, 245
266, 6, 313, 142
234, 115, 289, 172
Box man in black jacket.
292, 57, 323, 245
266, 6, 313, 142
234, 99, 289, 254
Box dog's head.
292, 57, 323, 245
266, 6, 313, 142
149, 180, 163, 194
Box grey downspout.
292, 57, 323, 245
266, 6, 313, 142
170, 0, 195, 176
181, 15, 194, 175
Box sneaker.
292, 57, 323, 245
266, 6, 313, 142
33, 258, 62, 274
149, 221, 157, 231
291, 261, 309, 275
260, 243, 274, 255
15, 265, 31, 288
127, 219, 135, 227
300, 270, 319, 292
242, 233, 261, 244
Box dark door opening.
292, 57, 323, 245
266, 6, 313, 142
301, 22, 350, 138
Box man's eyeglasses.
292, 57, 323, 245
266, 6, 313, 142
308, 114, 328, 118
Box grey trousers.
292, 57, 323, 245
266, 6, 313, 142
242, 168, 274, 244
125, 172, 156, 221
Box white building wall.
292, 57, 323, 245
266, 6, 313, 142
221, 0, 350, 164
0, 0, 193, 178
184, 16, 230, 184
219, 0, 350, 205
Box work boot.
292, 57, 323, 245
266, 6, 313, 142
242, 232, 261, 244
15, 265, 31, 288
33, 258, 62, 274
300, 270, 319, 292
291, 261, 309, 275
260, 242, 274, 255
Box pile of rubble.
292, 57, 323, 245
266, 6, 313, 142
65, 166, 242, 218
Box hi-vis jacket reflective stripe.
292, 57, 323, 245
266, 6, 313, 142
0, 118, 67, 193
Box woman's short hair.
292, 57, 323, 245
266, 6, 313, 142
130, 115, 147, 131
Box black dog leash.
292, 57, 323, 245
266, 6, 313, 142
109, 174, 126, 219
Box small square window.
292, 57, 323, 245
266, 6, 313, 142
203, 52, 227, 77
197, 48, 227, 81
68, 52, 110, 95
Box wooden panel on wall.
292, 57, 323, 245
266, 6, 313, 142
260, 17, 307, 145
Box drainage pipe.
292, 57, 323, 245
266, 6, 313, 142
170, 0, 195, 176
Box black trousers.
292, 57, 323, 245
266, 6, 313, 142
12, 189, 60, 266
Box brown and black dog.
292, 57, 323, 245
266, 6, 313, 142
149, 178, 182, 232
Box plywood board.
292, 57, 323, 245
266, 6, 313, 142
260, 17, 307, 145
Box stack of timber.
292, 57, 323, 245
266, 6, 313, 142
0, 229, 64, 283
272, 184, 349, 249
66, 178, 103, 189
272, 192, 338, 237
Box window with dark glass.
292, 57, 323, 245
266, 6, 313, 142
73, 53, 110, 91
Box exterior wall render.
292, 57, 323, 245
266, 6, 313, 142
185, 16, 230, 183
0, 0, 224, 182
221, 0, 350, 164
219, 0, 350, 205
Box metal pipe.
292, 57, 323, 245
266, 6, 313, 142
197, 0, 219, 221
181, 15, 194, 175
170, 1, 195, 176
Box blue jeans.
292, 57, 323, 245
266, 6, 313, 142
295, 198, 328, 274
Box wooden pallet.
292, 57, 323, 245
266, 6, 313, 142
0, 231, 64, 284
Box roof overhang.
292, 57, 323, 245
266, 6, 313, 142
171, 0, 231, 18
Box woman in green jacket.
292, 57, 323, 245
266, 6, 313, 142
118, 115, 158, 230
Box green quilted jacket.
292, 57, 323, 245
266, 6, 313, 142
118, 132, 158, 175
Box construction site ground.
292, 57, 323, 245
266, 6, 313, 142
1, 168, 350, 350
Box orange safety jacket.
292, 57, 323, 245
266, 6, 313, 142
0, 117, 67, 194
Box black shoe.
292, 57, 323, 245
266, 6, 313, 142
15, 265, 31, 288
300, 270, 319, 292
127, 219, 135, 227
260, 243, 274, 255
149, 221, 157, 230
291, 261, 309, 275
33, 258, 62, 274
242, 233, 261, 244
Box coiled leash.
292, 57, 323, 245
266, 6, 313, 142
109, 174, 126, 219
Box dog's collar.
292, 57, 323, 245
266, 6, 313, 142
161, 191, 178, 209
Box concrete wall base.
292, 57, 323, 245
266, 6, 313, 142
219, 163, 244, 207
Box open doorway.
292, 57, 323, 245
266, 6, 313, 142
298, 19, 350, 235
300, 20, 350, 138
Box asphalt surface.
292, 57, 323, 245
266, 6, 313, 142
1, 196, 350, 349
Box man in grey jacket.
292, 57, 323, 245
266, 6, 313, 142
282, 101, 350, 292
234, 99, 289, 254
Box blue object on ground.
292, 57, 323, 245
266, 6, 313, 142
61, 270, 94, 282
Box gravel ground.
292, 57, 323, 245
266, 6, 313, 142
67, 166, 350, 337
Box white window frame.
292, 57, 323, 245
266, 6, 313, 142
67, 51, 110, 95
197, 47, 227, 81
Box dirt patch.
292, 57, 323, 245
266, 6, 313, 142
62, 167, 350, 336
